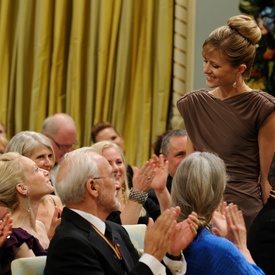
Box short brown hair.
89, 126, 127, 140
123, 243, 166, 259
91, 121, 118, 143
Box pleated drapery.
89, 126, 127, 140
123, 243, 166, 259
0, 0, 193, 167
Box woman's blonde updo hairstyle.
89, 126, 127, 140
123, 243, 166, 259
202, 15, 262, 78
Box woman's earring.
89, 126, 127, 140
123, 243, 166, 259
27, 192, 31, 213
233, 74, 239, 88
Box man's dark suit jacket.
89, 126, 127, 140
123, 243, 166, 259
44, 207, 154, 275
247, 197, 275, 275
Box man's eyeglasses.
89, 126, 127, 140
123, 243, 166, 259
93, 172, 117, 182
49, 136, 78, 150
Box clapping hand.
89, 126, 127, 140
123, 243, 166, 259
0, 213, 12, 247
144, 207, 180, 261
47, 206, 62, 240
211, 201, 227, 237
132, 160, 155, 192
221, 203, 255, 263
224, 203, 247, 250
150, 154, 168, 192
168, 211, 199, 256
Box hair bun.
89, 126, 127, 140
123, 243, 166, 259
227, 15, 261, 44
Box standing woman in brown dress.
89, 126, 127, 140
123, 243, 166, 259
177, 15, 275, 232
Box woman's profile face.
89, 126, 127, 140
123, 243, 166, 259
203, 50, 237, 88
21, 156, 54, 196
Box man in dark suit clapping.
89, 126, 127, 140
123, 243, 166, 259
44, 147, 198, 275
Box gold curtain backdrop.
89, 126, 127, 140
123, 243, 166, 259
0, 0, 174, 167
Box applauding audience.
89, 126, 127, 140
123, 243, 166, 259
44, 147, 199, 275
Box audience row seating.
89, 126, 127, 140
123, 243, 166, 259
11, 224, 147, 274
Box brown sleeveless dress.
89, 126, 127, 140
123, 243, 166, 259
177, 89, 275, 231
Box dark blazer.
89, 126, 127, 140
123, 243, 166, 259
247, 197, 275, 275
44, 207, 153, 275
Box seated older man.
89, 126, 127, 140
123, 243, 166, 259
44, 147, 198, 275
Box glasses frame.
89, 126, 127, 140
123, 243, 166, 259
49, 136, 78, 150
93, 172, 117, 182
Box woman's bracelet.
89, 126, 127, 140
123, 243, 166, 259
129, 188, 148, 204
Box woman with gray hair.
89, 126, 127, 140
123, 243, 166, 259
171, 152, 264, 275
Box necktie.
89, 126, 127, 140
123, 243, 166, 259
105, 224, 114, 244
91, 223, 122, 260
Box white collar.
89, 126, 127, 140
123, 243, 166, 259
70, 208, 106, 234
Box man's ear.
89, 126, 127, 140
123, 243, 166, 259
16, 183, 28, 195
86, 179, 99, 198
